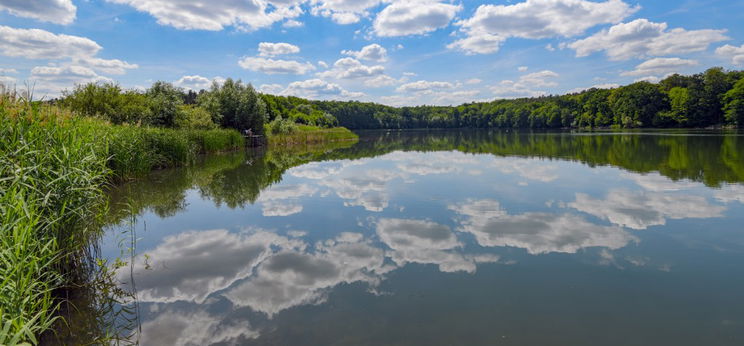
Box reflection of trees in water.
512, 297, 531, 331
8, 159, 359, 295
106, 130, 744, 226
105, 140, 358, 225
344, 130, 744, 187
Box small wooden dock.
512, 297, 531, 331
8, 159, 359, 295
244, 135, 265, 147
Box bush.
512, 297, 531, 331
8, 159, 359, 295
175, 105, 217, 130
267, 115, 298, 135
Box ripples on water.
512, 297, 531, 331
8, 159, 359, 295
75, 130, 744, 345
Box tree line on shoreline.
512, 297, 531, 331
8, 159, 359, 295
46, 67, 744, 132
308, 67, 744, 129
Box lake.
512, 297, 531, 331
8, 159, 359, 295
69, 130, 744, 345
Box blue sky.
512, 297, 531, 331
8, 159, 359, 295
1, 0, 743, 105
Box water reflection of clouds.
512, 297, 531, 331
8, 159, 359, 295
570, 190, 726, 230
256, 184, 318, 217
375, 218, 489, 273
140, 307, 258, 345
224, 233, 389, 316
493, 158, 559, 182
714, 184, 744, 204
449, 199, 636, 254
386, 151, 480, 177
319, 169, 402, 212
622, 172, 701, 192
119, 230, 300, 304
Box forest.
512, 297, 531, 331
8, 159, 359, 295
274, 67, 744, 130
54, 67, 744, 133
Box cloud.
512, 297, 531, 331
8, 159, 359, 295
493, 157, 559, 182
569, 19, 728, 61
489, 70, 559, 99
317, 57, 385, 79
283, 19, 304, 28
570, 189, 726, 230
0, 75, 17, 86
396, 80, 454, 93
238, 57, 315, 75
450, 0, 636, 54
621, 172, 700, 192
518, 66, 529, 72
449, 199, 636, 254
140, 308, 259, 346
716, 44, 744, 66
119, 230, 299, 304
174, 75, 219, 90
258, 83, 284, 94
257, 184, 317, 216
107, 0, 302, 31
519, 70, 560, 87
342, 44, 388, 62
258, 184, 318, 201
447, 32, 506, 55
259, 42, 300, 56
373, 0, 461, 37
385, 151, 479, 176
620, 57, 698, 78
0, 25, 101, 60
261, 201, 304, 216
224, 233, 388, 316
281, 78, 364, 99
30, 65, 111, 96
73, 57, 139, 75
0, 0, 76, 25
714, 184, 744, 204
310, 0, 382, 24
365, 75, 399, 88
289, 161, 348, 180
319, 168, 402, 212
376, 218, 479, 273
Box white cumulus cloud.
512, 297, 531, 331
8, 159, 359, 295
342, 43, 388, 62
0, 25, 101, 60
396, 80, 454, 93
259, 42, 300, 56
373, 0, 461, 37
107, 0, 302, 31
620, 57, 698, 78
450, 0, 637, 54
569, 19, 728, 61
0, 0, 76, 25
716, 44, 744, 66
239, 57, 315, 75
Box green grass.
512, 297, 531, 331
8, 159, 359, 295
267, 124, 358, 146
0, 94, 244, 345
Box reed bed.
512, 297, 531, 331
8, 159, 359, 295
0, 92, 243, 344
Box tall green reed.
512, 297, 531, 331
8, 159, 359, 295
0, 90, 244, 344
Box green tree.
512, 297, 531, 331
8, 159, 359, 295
61, 82, 152, 124
174, 105, 217, 129
147, 81, 184, 127
200, 78, 267, 133
724, 78, 744, 126
658, 87, 690, 126
609, 82, 668, 127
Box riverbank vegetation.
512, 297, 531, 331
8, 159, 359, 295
256, 68, 744, 130
0, 90, 242, 344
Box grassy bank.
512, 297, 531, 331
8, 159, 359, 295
266, 124, 358, 146
0, 96, 243, 344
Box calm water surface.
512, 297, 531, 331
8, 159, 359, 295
96, 130, 744, 345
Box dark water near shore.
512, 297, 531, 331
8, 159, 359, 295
73, 130, 744, 345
